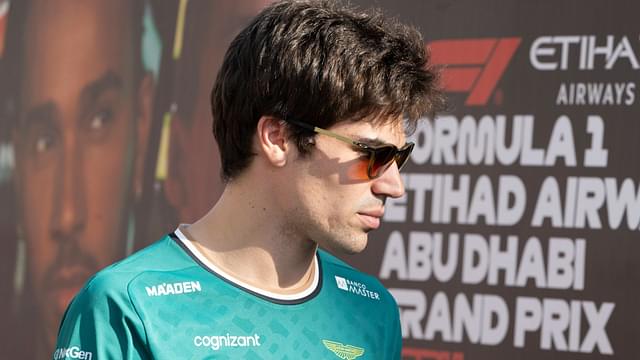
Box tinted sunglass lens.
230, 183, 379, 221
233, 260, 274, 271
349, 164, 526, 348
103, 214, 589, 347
368, 146, 396, 179
395, 143, 414, 171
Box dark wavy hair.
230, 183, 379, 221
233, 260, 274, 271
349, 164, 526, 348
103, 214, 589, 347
211, 0, 445, 181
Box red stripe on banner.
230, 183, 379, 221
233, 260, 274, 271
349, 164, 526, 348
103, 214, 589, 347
402, 347, 465, 360
0, 7, 7, 58
465, 37, 521, 105
441, 67, 482, 92
430, 39, 497, 65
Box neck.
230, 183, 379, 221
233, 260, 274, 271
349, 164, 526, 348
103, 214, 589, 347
186, 177, 318, 294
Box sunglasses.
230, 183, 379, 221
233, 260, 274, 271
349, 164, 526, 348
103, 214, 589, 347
285, 119, 414, 179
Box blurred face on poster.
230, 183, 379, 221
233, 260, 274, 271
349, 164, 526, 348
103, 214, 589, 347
12, 0, 152, 352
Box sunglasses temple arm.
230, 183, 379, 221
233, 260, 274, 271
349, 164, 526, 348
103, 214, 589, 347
312, 126, 362, 147
284, 118, 364, 148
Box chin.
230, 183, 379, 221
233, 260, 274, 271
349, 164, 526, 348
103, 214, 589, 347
332, 235, 369, 255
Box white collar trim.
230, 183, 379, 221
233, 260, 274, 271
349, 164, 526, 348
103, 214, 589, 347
174, 226, 320, 301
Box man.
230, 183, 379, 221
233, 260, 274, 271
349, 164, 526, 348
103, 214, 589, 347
10, 0, 153, 357
55, 1, 444, 358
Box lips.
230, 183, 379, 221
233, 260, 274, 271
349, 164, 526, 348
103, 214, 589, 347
357, 209, 384, 230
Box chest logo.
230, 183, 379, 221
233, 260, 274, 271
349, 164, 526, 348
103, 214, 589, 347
322, 339, 365, 360
145, 280, 202, 296
334, 276, 380, 300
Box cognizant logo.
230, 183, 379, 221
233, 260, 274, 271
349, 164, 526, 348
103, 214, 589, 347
53, 346, 93, 360
193, 333, 261, 351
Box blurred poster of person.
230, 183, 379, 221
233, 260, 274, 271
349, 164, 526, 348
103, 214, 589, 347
0, 0, 19, 356
5, 0, 156, 357
163, 0, 269, 224
131, 0, 182, 247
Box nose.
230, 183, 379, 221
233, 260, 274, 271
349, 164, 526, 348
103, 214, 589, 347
50, 134, 86, 242
371, 161, 405, 198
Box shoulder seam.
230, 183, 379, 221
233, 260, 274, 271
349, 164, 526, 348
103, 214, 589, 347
126, 271, 151, 353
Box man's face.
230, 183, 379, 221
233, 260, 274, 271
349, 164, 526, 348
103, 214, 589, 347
13, 0, 148, 349
281, 119, 407, 254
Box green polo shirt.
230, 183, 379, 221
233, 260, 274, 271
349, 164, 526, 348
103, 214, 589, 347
53, 228, 401, 359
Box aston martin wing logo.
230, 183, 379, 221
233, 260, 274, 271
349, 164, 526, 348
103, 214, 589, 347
322, 339, 365, 360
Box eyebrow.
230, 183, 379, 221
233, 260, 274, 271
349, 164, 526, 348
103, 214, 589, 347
79, 71, 123, 107
23, 102, 56, 129
22, 71, 123, 127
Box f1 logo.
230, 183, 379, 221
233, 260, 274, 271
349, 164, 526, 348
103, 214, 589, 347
429, 38, 521, 106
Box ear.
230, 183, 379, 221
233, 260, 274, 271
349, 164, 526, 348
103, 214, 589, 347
134, 72, 154, 199
256, 116, 289, 168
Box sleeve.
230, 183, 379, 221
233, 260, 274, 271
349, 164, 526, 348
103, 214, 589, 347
53, 275, 149, 360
